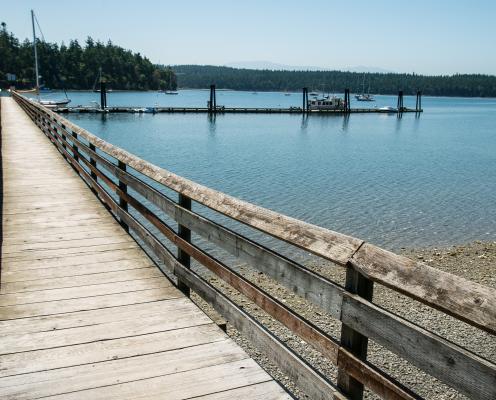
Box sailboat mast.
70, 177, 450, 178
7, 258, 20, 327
31, 10, 39, 92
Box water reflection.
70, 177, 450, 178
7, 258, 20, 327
342, 114, 350, 133
300, 114, 309, 131
207, 114, 217, 136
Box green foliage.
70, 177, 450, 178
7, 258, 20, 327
0, 23, 176, 90
174, 65, 496, 97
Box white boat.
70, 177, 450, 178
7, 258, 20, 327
378, 106, 397, 112
38, 99, 71, 108
355, 93, 375, 101
307, 95, 345, 111
164, 90, 178, 95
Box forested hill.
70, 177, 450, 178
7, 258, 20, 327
0, 23, 176, 90
174, 65, 496, 97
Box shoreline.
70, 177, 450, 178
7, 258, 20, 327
192, 240, 495, 399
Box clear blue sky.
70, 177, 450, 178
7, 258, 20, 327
5, 0, 496, 75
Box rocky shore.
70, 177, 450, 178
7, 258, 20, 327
192, 241, 495, 399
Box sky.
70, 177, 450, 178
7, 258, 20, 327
4, 0, 496, 75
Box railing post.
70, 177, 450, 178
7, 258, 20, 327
89, 143, 98, 193
177, 193, 192, 297
117, 160, 129, 232
70, 127, 79, 165
89, 143, 98, 180
337, 268, 374, 400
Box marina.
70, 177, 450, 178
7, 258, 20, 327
52, 86, 423, 114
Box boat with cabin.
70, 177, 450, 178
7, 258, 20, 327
307, 95, 345, 111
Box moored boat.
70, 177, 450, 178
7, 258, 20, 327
307, 95, 345, 110
355, 93, 375, 101
38, 98, 71, 109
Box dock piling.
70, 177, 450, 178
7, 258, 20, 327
397, 90, 404, 112
416, 90, 422, 112
302, 87, 308, 112
344, 89, 351, 113
209, 85, 217, 114
100, 81, 107, 110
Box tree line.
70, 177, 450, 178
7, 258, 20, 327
173, 65, 496, 97
0, 22, 177, 91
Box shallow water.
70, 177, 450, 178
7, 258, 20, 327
49, 90, 496, 250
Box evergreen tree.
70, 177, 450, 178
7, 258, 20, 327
0, 23, 176, 91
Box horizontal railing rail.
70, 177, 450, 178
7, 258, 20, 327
13, 91, 496, 400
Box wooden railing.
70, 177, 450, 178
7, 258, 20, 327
13, 91, 495, 400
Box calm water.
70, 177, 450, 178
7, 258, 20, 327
47, 90, 495, 250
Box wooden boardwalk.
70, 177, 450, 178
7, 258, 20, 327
0, 97, 290, 399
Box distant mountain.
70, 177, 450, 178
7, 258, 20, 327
225, 61, 393, 73
345, 66, 394, 74
224, 61, 324, 71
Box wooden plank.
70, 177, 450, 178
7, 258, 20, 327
5, 248, 149, 271
2, 242, 138, 262
0, 286, 180, 320
2, 236, 133, 255
351, 243, 496, 334
3, 210, 113, 226
190, 382, 291, 400
0, 324, 225, 377
2, 217, 114, 233
3, 224, 123, 249
0, 340, 248, 399
0, 300, 212, 354
0, 298, 188, 335
1, 258, 155, 283
2, 223, 121, 243
0, 267, 162, 294
35, 359, 273, 400
0, 277, 171, 307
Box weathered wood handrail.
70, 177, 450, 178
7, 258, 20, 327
13, 91, 496, 400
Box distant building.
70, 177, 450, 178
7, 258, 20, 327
6, 73, 16, 81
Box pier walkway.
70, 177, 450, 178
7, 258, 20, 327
2, 92, 494, 400
0, 97, 290, 399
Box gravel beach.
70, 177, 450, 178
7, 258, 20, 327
191, 241, 496, 399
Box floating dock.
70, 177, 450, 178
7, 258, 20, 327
54, 85, 423, 114
55, 106, 422, 114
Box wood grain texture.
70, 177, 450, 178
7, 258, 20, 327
351, 243, 496, 334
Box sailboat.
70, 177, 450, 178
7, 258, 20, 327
355, 74, 375, 102
30, 10, 71, 108
92, 68, 113, 93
